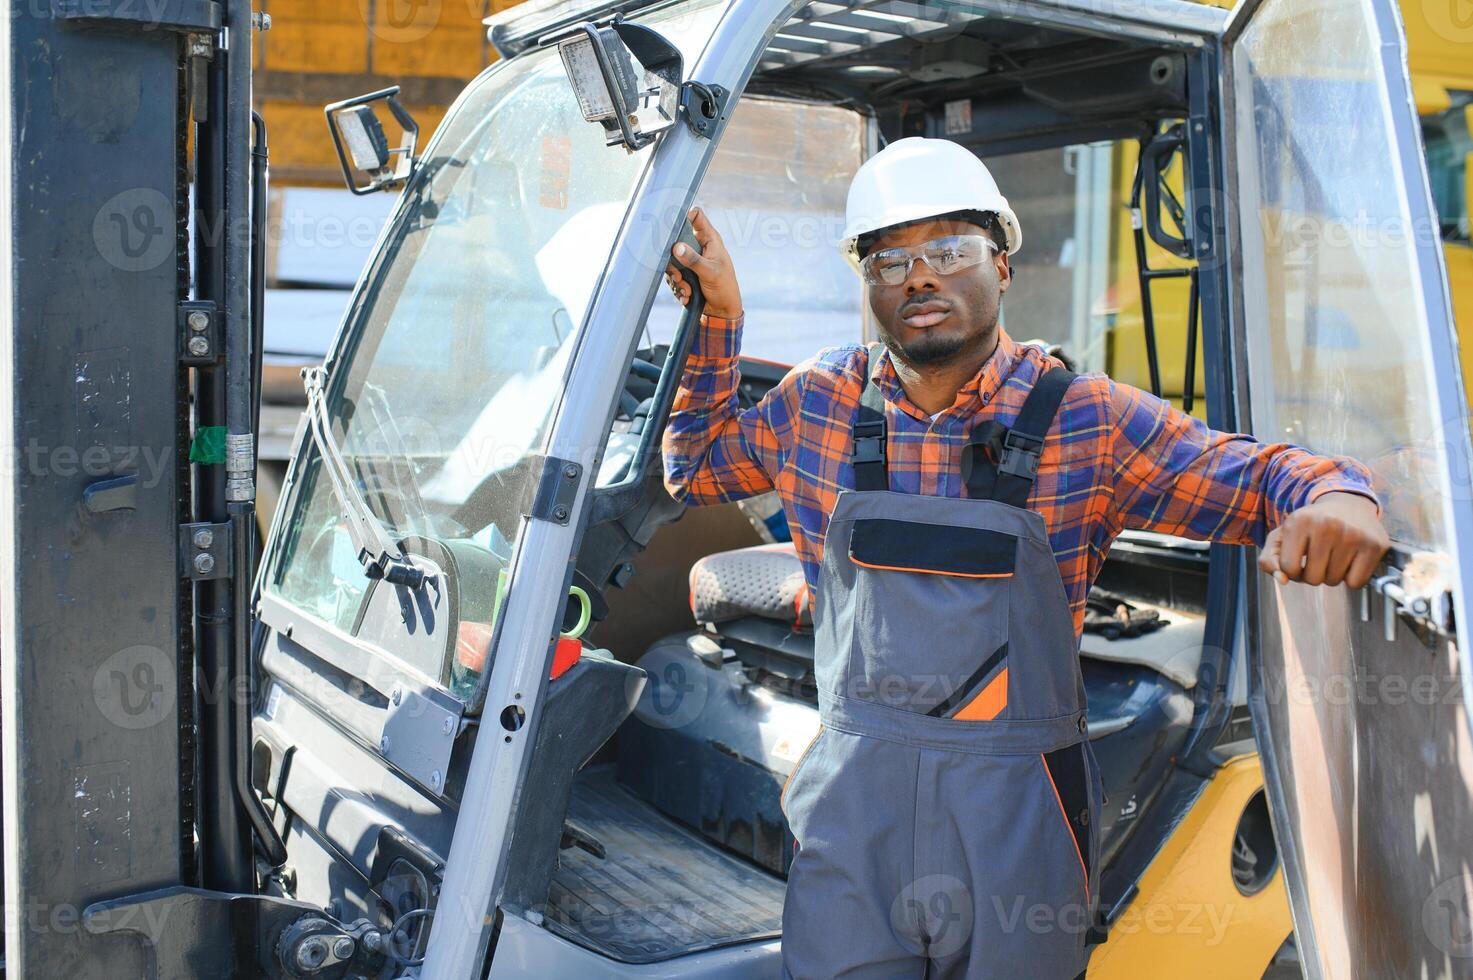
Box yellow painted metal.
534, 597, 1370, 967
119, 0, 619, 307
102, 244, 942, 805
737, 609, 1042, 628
1087, 756, 1292, 980
256, 0, 503, 184
1451, 241, 1473, 409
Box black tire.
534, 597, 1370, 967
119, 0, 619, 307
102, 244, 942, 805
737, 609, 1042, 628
1262, 936, 1303, 979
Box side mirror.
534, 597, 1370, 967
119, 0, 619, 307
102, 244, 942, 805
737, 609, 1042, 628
324, 87, 419, 195
544, 19, 684, 152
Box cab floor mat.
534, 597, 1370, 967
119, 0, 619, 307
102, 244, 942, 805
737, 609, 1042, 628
543, 764, 786, 962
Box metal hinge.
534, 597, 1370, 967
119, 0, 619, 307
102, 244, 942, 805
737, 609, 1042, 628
679, 82, 728, 140
528, 456, 582, 526
180, 522, 231, 580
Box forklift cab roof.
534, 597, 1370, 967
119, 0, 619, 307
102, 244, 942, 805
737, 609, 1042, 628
252, 0, 1473, 977
490, 0, 1227, 156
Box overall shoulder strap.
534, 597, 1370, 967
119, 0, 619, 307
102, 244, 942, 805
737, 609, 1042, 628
852, 349, 889, 492
963, 366, 1076, 508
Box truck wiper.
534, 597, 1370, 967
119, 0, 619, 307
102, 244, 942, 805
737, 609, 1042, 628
303, 366, 427, 589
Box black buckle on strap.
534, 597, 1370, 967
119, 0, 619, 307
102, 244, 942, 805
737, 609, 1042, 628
853, 435, 886, 466
852, 420, 886, 466
997, 429, 1043, 479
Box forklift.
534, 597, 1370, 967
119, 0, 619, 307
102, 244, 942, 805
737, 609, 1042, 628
3, 0, 1471, 977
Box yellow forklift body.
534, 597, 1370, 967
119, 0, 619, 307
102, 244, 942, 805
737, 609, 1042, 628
1087, 757, 1291, 979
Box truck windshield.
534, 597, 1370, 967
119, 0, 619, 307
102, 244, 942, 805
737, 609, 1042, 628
267, 0, 728, 645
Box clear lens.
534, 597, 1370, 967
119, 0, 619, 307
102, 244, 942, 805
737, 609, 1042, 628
859, 234, 997, 285
559, 36, 615, 121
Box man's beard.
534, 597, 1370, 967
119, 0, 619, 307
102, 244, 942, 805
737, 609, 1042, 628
877, 323, 973, 367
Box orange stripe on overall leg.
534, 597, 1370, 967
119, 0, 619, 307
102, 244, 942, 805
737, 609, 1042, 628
952, 667, 1008, 721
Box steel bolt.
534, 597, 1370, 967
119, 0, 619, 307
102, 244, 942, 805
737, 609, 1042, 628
192, 528, 214, 550
430, 770, 442, 790
193, 552, 216, 575
442, 717, 454, 735
187, 310, 210, 332
362, 930, 383, 953
391, 688, 402, 705
187, 336, 211, 357
332, 936, 355, 960
563, 463, 578, 479
295, 936, 329, 970
380, 734, 391, 753
552, 505, 569, 521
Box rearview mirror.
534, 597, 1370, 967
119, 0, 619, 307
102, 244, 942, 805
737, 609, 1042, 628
324, 87, 420, 195
544, 19, 684, 152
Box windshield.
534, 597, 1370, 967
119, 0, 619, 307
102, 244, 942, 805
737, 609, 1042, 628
267, 0, 729, 677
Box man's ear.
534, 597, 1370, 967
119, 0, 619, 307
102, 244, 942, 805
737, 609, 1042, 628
994, 251, 1011, 293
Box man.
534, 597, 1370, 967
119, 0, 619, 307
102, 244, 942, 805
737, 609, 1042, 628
661, 137, 1387, 979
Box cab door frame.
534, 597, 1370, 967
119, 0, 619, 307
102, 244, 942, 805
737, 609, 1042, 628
415, 0, 807, 973
1220, 0, 1473, 974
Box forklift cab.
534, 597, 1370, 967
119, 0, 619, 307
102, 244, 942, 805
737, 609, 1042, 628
245, 0, 1473, 976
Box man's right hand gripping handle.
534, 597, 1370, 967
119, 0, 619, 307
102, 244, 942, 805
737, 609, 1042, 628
665, 206, 744, 320
661, 206, 784, 505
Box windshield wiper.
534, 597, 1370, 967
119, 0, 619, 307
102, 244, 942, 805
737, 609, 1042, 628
303, 366, 427, 589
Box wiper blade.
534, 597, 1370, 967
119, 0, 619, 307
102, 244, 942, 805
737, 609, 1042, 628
303, 367, 426, 589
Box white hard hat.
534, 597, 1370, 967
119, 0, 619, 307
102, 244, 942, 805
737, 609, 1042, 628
839, 137, 1022, 269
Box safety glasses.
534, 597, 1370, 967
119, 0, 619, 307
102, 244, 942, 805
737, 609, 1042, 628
859, 234, 999, 286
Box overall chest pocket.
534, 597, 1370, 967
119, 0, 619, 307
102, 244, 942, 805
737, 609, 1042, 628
843, 518, 1015, 717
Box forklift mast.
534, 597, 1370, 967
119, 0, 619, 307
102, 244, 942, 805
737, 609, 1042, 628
0, 1, 317, 975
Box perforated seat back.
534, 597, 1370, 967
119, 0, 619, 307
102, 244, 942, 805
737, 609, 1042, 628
689, 543, 812, 630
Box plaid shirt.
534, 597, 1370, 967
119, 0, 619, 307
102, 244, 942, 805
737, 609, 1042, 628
663, 314, 1378, 635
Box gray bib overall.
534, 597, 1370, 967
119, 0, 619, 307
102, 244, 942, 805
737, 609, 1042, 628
780, 363, 1103, 980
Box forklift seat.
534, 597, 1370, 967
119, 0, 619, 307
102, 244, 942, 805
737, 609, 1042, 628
689, 542, 812, 629
688, 542, 816, 680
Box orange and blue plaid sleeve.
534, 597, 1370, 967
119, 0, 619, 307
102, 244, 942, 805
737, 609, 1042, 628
1107, 379, 1378, 545
662, 312, 800, 505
